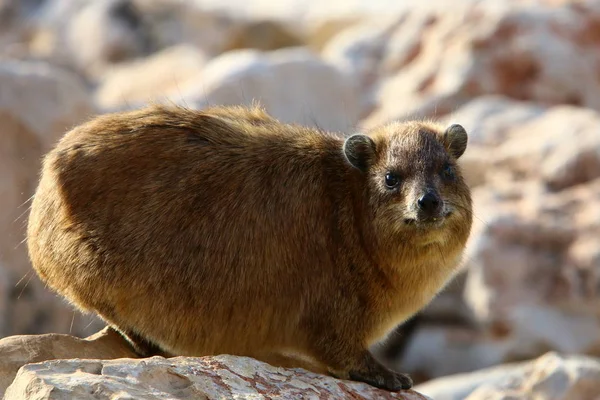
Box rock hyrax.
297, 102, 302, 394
27, 104, 472, 391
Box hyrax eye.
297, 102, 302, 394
384, 172, 400, 189
442, 163, 455, 180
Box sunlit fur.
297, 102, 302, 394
26, 104, 472, 391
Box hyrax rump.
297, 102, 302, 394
27, 104, 472, 391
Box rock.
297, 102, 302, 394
415, 352, 600, 400
442, 95, 545, 147
176, 47, 360, 133
0, 61, 101, 337
323, 1, 600, 126
440, 96, 545, 188
178, 0, 475, 22
134, 0, 239, 57
306, 16, 362, 52
394, 324, 512, 382
65, 0, 149, 79
21, 0, 150, 80
0, 0, 41, 56
0, 61, 93, 150
4, 354, 431, 400
461, 178, 600, 366
322, 16, 405, 118
0, 327, 137, 397
95, 44, 207, 110
492, 105, 600, 191
434, 98, 600, 190
224, 19, 304, 52
324, 6, 476, 123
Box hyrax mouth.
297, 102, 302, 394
404, 210, 453, 229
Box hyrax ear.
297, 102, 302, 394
442, 124, 468, 159
343, 134, 376, 172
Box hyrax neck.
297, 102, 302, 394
365, 238, 464, 346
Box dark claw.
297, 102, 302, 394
349, 370, 413, 391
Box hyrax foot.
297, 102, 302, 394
342, 351, 413, 391
349, 367, 413, 391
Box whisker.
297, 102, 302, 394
84, 317, 97, 331
458, 251, 479, 269
13, 204, 32, 225
435, 242, 447, 266
447, 200, 489, 227
17, 194, 35, 209
15, 235, 29, 250
15, 270, 33, 287
17, 273, 34, 299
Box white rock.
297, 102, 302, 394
175, 48, 360, 133
493, 105, 600, 190
0, 327, 138, 397
322, 16, 402, 115
4, 355, 431, 400
463, 179, 600, 363
328, 2, 600, 126
397, 324, 512, 380
416, 352, 600, 400
0, 61, 93, 150
65, 0, 147, 78
442, 96, 545, 147
95, 44, 207, 110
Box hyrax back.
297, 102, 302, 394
27, 104, 472, 391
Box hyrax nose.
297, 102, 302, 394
417, 192, 441, 216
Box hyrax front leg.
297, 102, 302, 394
312, 335, 413, 391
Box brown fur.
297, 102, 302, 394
26, 104, 472, 391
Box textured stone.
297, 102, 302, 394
416, 352, 600, 400
437, 98, 600, 190
461, 179, 600, 365
0, 61, 93, 150
21, 0, 150, 79
95, 44, 207, 110
492, 105, 600, 191
135, 0, 239, 57
4, 354, 431, 400
65, 0, 149, 78
322, 1, 600, 126
0, 327, 137, 398
224, 20, 304, 52
442, 95, 545, 147
176, 47, 360, 133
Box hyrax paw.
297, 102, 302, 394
349, 369, 413, 391
386, 371, 413, 391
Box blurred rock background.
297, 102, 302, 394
1, 0, 599, 392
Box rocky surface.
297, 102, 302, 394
416, 352, 600, 400
1, 0, 600, 398
0, 327, 138, 397
323, 1, 600, 128
95, 44, 207, 110
4, 354, 430, 400
174, 47, 360, 133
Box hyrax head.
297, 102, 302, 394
343, 121, 471, 242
